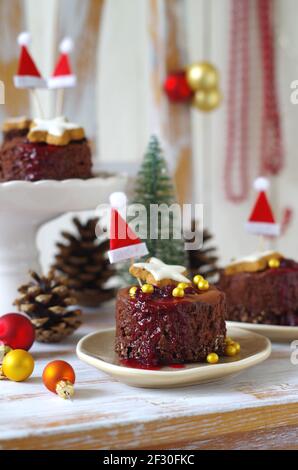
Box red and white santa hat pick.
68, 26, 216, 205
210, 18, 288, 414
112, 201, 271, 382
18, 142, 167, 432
48, 37, 76, 89
108, 192, 148, 264
14, 32, 46, 88
245, 177, 280, 236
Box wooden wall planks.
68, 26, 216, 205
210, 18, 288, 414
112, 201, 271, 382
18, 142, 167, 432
0, 0, 298, 263
56, 0, 105, 154
0, 0, 29, 121
148, 0, 192, 203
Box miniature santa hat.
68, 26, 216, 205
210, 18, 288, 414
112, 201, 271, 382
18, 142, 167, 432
108, 192, 148, 264
245, 177, 280, 236
14, 32, 46, 88
48, 37, 77, 89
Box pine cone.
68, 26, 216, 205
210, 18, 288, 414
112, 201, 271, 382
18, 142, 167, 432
52, 217, 115, 307
14, 271, 82, 343
186, 220, 219, 281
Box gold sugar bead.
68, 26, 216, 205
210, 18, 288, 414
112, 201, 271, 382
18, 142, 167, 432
233, 341, 241, 353
141, 284, 154, 294
193, 274, 204, 285
225, 337, 234, 345
225, 344, 237, 357
177, 282, 190, 289
198, 279, 209, 291
206, 352, 219, 364
172, 287, 185, 298
268, 258, 280, 269
129, 286, 138, 297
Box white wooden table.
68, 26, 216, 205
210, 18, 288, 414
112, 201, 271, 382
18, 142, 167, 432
1, 304, 298, 450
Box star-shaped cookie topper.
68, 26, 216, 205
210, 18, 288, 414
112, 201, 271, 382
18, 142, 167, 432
129, 257, 190, 287
28, 116, 85, 146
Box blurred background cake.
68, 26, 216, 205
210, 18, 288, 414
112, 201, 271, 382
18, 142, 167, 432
0, 116, 92, 181
218, 252, 298, 326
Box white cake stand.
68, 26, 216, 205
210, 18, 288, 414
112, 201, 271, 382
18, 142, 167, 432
0, 174, 127, 312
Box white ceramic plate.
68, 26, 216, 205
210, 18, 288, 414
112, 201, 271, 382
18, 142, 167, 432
76, 327, 271, 388
226, 321, 298, 342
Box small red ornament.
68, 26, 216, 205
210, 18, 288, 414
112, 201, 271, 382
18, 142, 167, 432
0, 313, 35, 350
43, 360, 76, 399
163, 71, 192, 102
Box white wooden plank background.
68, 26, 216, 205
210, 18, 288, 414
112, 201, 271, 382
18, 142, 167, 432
0, 303, 298, 449
13, 0, 296, 271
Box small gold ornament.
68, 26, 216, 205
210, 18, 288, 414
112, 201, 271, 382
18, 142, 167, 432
193, 274, 204, 285
186, 62, 219, 91
172, 287, 185, 298
268, 258, 280, 269
225, 344, 237, 357
198, 279, 209, 291
233, 341, 241, 353
193, 88, 222, 112
2, 349, 34, 382
206, 352, 219, 364
129, 286, 138, 297
141, 283, 154, 294
177, 282, 190, 289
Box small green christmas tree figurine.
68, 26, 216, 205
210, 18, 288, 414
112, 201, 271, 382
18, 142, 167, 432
130, 135, 186, 265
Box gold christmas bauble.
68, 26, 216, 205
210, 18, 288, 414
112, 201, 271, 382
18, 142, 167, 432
2, 349, 34, 382
141, 283, 154, 294
206, 352, 219, 364
193, 88, 222, 112
186, 62, 219, 91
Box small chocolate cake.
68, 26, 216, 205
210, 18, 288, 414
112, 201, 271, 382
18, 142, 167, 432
0, 117, 92, 181
218, 255, 298, 326
115, 284, 227, 366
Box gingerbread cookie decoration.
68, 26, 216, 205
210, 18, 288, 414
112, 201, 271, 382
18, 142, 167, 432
224, 250, 283, 275
2, 116, 32, 133
129, 257, 190, 287
28, 116, 85, 146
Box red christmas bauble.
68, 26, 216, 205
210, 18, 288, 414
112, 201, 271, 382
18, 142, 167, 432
0, 313, 35, 350
163, 71, 193, 102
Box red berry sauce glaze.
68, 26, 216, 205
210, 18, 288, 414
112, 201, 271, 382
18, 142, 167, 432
218, 258, 298, 326
115, 285, 227, 367
0, 136, 92, 181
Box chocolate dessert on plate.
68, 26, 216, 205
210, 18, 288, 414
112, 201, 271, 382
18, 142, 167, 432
115, 258, 228, 366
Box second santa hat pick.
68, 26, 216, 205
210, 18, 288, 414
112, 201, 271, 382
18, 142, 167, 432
245, 177, 280, 237
48, 37, 76, 89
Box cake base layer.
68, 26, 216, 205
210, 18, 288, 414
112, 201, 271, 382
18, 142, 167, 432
0, 136, 92, 181
218, 259, 298, 326
115, 286, 227, 366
